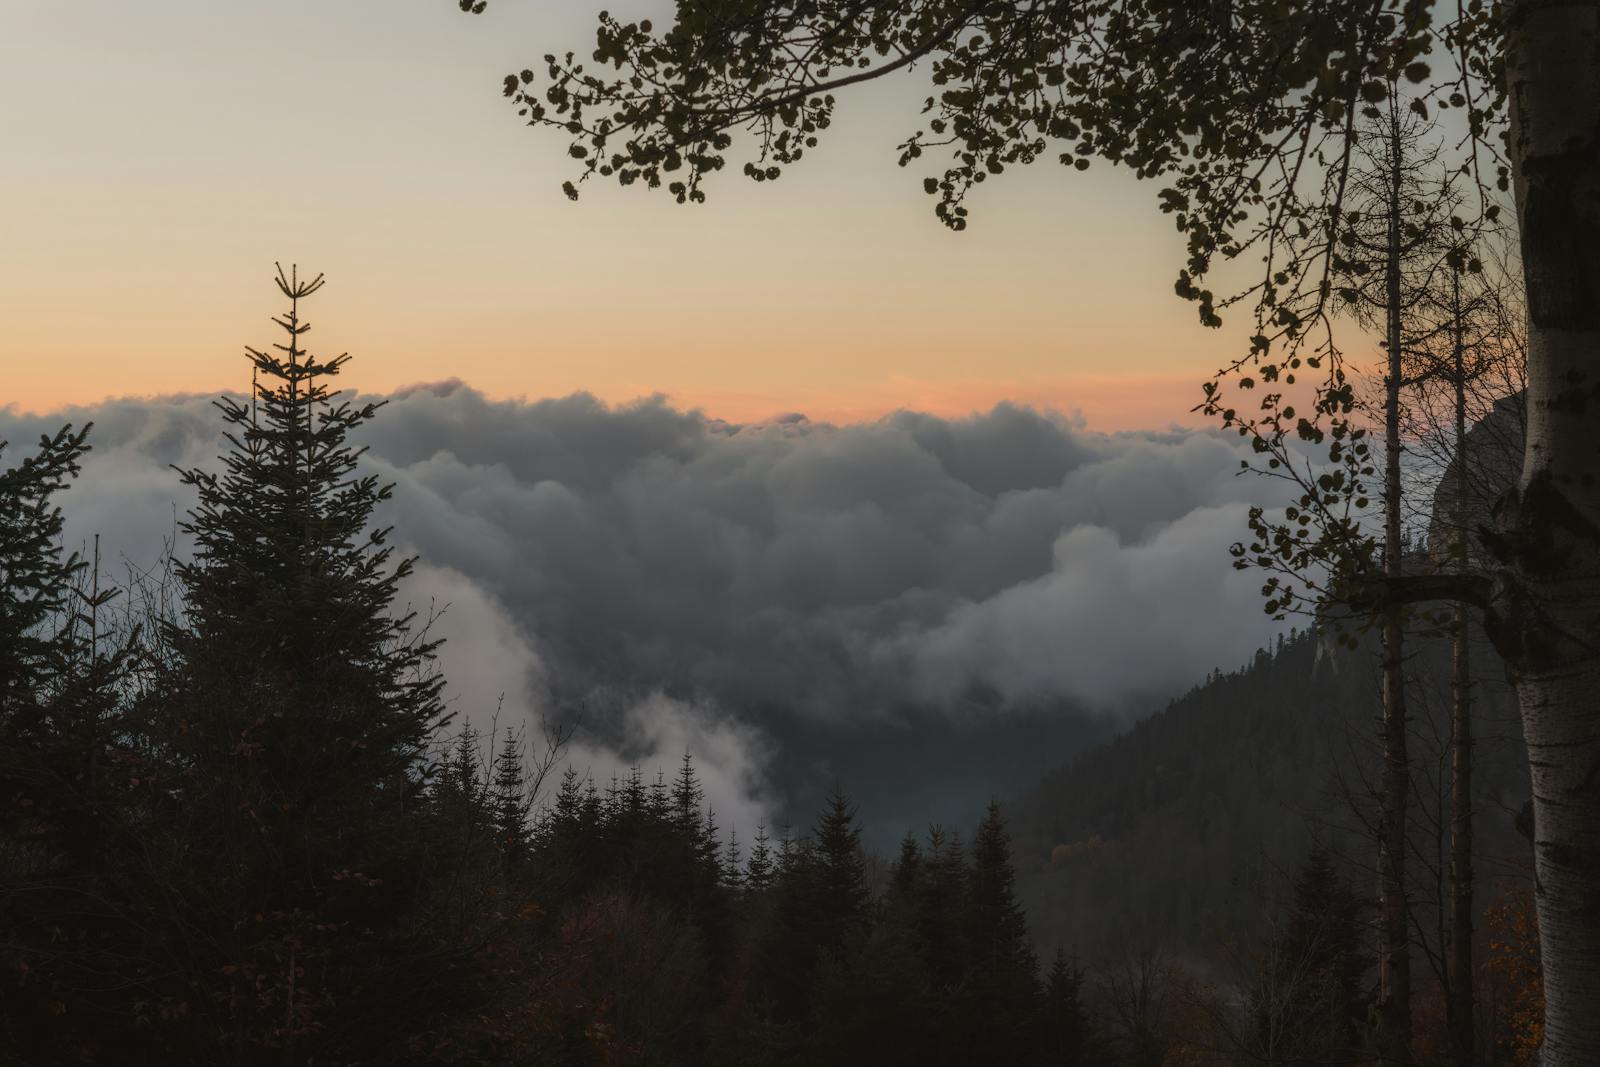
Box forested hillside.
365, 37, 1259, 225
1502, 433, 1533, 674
1014, 623, 1531, 963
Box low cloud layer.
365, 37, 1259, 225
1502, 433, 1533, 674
5, 383, 1290, 828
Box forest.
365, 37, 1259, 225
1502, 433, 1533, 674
0, 268, 1553, 1065
0, 272, 1076, 1064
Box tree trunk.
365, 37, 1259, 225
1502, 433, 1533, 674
1449, 262, 1475, 1067
1502, 4, 1600, 1064
1378, 92, 1413, 1067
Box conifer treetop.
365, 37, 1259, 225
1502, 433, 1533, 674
169, 267, 447, 787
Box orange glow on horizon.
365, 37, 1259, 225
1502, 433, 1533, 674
5, 371, 1210, 436
2, 1, 1260, 438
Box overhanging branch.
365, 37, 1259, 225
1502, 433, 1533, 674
1345, 571, 1493, 612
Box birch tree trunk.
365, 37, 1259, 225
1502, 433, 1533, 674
1502, 5, 1600, 1064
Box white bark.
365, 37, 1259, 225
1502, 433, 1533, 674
1504, 4, 1600, 1064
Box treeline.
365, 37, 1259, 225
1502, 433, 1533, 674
0, 271, 1086, 1065
418, 740, 1091, 1065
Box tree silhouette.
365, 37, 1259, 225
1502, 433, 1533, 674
153, 266, 450, 1060
0, 424, 90, 720
169, 264, 446, 796
963, 800, 1040, 1061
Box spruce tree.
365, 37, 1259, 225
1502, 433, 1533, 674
964, 800, 1040, 1062
0, 426, 139, 1054
700, 806, 723, 871
489, 727, 532, 860
168, 265, 446, 801
968, 802, 1035, 971
152, 267, 450, 1060
0, 426, 101, 817
890, 830, 922, 904
552, 766, 584, 833
0, 424, 91, 721
745, 823, 775, 894
1282, 849, 1369, 1061
671, 751, 705, 836
722, 830, 744, 892
812, 784, 868, 943
1046, 946, 1088, 1066
919, 825, 969, 999
432, 724, 487, 826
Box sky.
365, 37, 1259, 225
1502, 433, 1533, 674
1, 0, 1245, 429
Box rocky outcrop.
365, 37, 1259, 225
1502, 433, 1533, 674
1426, 392, 1526, 571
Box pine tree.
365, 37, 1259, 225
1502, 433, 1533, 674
434, 723, 485, 812
149, 267, 451, 1060
722, 830, 744, 892
745, 823, 775, 894
969, 801, 1030, 957
700, 807, 723, 869
0, 424, 91, 722
671, 751, 704, 836
963, 800, 1040, 1062
1255, 848, 1370, 1064
552, 766, 584, 834
647, 767, 670, 821
1046, 946, 1088, 1065
0, 426, 143, 1051
545, 766, 594, 885
891, 830, 923, 904
813, 785, 868, 946
0, 425, 112, 836
490, 727, 532, 860
919, 825, 969, 999
167, 265, 446, 807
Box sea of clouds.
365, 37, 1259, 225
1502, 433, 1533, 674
3, 382, 1292, 834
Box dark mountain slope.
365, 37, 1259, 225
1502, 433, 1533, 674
1011, 624, 1530, 959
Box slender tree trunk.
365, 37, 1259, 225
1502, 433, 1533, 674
1502, 5, 1600, 1064
1448, 261, 1475, 1067
1378, 92, 1413, 1067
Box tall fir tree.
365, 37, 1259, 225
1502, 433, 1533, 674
0, 425, 141, 1055
671, 750, 705, 836
490, 726, 532, 861
0, 426, 106, 834
962, 800, 1040, 1061
168, 265, 446, 802
919, 825, 970, 1001
722, 830, 744, 892
813, 784, 869, 944
433, 724, 487, 825
0, 424, 91, 722
150, 267, 451, 1061
745, 823, 775, 895
1046, 946, 1088, 1065
1283, 848, 1370, 1062
1251, 848, 1371, 1065
890, 830, 923, 904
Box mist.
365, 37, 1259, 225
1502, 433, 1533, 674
4, 382, 1291, 836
